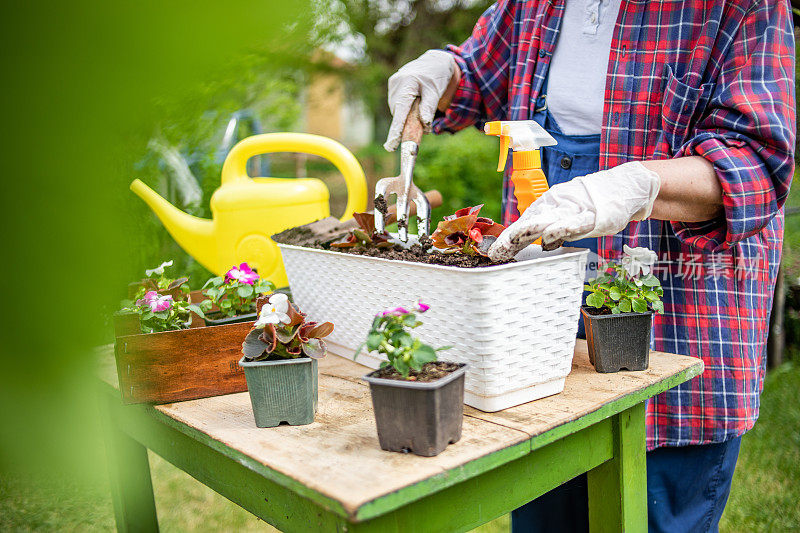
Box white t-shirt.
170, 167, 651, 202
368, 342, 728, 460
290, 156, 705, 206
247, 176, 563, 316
546, 0, 622, 136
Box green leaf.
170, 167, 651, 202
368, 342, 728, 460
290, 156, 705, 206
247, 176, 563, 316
366, 331, 382, 351
187, 304, 206, 319
371, 316, 382, 330
242, 329, 268, 359
608, 287, 622, 301
643, 290, 660, 302
414, 344, 438, 364
651, 300, 665, 314
611, 306, 621, 314
237, 285, 254, 298
392, 358, 410, 378
618, 298, 632, 313
586, 292, 606, 308
632, 297, 648, 313
642, 274, 660, 287
402, 314, 417, 327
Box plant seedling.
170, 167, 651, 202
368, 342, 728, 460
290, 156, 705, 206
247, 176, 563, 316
430, 205, 505, 256
330, 212, 393, 249
203, 262, 275, 318
241, 293, 334, 361
585, 245, 664, 314
120, 290, 207, 333
357, 302, 450, 378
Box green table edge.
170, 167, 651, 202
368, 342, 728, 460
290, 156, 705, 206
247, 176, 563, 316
98, 357, 703, 523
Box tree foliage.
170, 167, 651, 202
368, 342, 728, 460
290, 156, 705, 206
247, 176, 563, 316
316, 0, 493, 141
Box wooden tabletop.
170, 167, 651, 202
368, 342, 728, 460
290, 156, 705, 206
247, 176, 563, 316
97, 340, 702, 522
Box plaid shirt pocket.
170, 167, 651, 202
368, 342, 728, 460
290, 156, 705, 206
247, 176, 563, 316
659, 65, 714, 154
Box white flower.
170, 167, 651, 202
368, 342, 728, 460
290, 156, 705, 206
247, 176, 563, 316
621, 245, 657, 278
146, 260, 173, 277
254, 293, 291, 328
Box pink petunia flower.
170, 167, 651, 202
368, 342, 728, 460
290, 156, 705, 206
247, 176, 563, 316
413, 301, 430, 313
137, 291, 173, 312
225, 262, 259, 285
378, 306, 410, 317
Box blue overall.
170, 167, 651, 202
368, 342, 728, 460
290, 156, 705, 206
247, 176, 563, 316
510, 82, 742, 533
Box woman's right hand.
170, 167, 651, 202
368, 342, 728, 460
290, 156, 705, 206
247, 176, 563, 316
384, 50, 458, 152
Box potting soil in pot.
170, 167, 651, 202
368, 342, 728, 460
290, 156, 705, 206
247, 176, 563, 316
372, 361, 462, 382
273, 226, 514, 268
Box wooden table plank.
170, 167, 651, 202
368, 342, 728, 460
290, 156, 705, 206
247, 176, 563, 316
466, 341, 703, 449
95, 339, 703, 521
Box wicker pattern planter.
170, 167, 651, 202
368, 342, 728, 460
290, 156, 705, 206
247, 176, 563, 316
278, 241, 588, 411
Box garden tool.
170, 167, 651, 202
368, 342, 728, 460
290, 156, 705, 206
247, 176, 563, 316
284, 189, 443, 246
375, 98, 431, 242
130, 133, 368, 288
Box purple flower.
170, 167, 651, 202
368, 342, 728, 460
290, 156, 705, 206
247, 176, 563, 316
225, 262, 259, 285
414, 301, 430, 313
137, 291, 173, 312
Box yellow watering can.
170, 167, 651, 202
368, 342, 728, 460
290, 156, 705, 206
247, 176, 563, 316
131, 133, 367, 287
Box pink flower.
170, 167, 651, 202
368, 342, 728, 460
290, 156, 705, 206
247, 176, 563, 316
414, 301, 430, 313
225, 262, 259, 285
378, 306, 410, 317
137, 291, 173, 312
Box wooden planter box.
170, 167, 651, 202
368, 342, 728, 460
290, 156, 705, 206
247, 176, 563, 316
113, 294, 251, 405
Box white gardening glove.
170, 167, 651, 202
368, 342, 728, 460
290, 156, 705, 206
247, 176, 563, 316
384, 50, 457, 151
488, 162, 661, 261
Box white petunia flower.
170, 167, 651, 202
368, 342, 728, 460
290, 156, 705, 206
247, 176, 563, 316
621, 245, 657, 278
254, 293, 291, 328
145, 260, 174, 277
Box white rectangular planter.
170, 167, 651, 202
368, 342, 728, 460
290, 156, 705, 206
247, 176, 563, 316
277, 241, 589, 412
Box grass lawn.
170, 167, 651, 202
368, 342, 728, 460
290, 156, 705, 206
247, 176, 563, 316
1, 360, 797, 532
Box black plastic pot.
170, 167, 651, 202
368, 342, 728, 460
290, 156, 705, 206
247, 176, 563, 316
363, 363, 467, 457
203, 312, 256, 327
581, 306, 654, 373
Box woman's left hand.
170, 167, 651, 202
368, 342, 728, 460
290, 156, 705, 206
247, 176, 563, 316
488, 161, 661, 261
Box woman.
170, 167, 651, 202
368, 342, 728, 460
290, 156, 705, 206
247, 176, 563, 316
384, 0, 795, 530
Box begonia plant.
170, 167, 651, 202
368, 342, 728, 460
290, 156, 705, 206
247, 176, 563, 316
330, 212, 393, 249
430, 205, 505, 256
241, 293, 334, 361
202, 262, 275, 318
357, 301, 450, 378
120, 290, 207, 333
585, 245, 664, 314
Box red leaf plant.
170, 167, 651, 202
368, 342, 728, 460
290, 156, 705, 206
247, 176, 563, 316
241, 293, 334, 361
330, 212, 393, 249
430, 205, 506, 256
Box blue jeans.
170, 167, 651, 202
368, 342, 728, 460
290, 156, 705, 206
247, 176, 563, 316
510, 437, 742, 533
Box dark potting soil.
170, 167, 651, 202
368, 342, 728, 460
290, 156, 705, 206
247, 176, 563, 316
583, 306, 613, 316
273, 225, 514, 268
374, 194, 389, 217
373, 361, 462, 383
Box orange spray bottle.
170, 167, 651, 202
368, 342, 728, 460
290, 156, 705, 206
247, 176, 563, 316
484, 120, 557, 216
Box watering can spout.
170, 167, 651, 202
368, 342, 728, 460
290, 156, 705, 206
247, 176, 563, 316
130, 179, 219, 272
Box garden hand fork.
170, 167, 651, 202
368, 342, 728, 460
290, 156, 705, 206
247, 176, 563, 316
375, 98, 431, 242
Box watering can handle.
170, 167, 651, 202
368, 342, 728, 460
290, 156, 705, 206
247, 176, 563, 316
220, 133, 368, 222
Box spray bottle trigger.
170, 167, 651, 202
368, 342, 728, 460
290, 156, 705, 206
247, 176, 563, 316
498, 136, 510, 172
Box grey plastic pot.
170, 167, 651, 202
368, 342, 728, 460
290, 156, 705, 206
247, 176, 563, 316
581, 307, 654, 373
363, 363, 467, 457
239, 356, 318, 427
204, 312, 257, 327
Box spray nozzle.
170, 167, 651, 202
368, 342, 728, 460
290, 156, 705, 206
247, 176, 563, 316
484, 120, 557, 171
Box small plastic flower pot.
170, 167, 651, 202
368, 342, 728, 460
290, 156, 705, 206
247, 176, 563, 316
239, 356, 318, 427
204, 312, 257, 327
363, 363, 467, 457
581, 307, 654, 373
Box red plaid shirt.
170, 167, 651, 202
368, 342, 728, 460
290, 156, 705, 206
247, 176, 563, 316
433, 0, 796, 449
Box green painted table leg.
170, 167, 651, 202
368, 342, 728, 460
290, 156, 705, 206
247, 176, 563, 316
587, 402, 647, 533
99, 393, 160, 533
